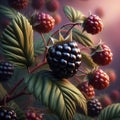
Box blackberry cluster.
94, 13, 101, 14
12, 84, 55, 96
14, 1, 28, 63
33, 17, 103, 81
0, 62, 14, 82
46, 41, 82, 78
87, 98, 102, 117
0, 106, 17, 120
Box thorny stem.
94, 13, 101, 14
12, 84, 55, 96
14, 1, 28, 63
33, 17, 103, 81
0, 61, 47, 105
0, 87, 28, 105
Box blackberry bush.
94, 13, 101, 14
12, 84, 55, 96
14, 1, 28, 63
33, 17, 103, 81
0, 2, 116, 120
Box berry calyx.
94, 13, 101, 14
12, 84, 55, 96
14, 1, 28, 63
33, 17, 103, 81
91, 44, 113, 66
31, 12, 55, 33
88, 69, 110, 90
77, 81, 95, 99
8, 0, 28, 10
87, 98, 102, 117
46, 33, 82, 78
0, 62, 14, 82
0, 106, 17, 120
83, 14, 103, 34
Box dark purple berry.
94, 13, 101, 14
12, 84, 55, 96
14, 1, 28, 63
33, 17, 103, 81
87, 98, 102, 117
46, 41, 82, 78
0, 62, 14, 82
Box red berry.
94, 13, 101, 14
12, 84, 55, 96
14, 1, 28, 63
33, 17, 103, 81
8, 0, 28, 10
31, 12, 55, 33
88, 69, 110, 90
94, 7, 104, 18
31, 0, 45, 10
52, 13, 62, 25
25, 110, 43, 120
99, 95, 112, 108
45, 0, 60, 12
110, 90, 120, 101
105, 69, 116, 83
77, 81, 95, 99
83, 14, 103, 34
91, 44, 113, 66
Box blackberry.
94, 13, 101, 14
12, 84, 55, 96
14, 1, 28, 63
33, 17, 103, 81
8, 0, 28, 10
46, 41, 82, 78
83, 14, 103, 34
0, 106, 17, 120
87, 98, 102, 117
25, 110, 43, 120
0, 62, 14, 82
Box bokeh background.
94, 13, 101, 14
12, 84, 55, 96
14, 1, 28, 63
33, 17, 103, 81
0, 0, 120, 99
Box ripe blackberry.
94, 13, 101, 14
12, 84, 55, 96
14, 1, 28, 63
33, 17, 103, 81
46, 41, 82, 78
45, 0, 60, 12
83, 14, 103, 34
0, 62, 14, 81
87, 98, 102, 117
8, 0, 28, 10
0, 106, 17, 120
31, 12, 55, 33
31, 0, 45, 10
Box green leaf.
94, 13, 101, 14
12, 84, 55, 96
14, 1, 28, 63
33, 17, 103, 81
64, 5, 86, 23
0, 13, 34, 68
25, 70, 87, 120
73, 28, 94, 47
73, 113, 93, 120
81, 52, 98, 69
0, 5, 18, 19
98, 103, 120, 120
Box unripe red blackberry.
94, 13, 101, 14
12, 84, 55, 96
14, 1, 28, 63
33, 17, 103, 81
25, 110, 43, 120
45, 0, 60, 12
83, 14, 103, 34
0, 106, 17, 120
91, 44, 113, 66
87, 98, 102, 117
31, 0, 45, 10
77, 81, 95, 99
88, 69, 110, 90
8, 0, 28, 10
52, 13, 62, 25
46, 34, 82, 78
0, 62, 14, 81
98, 95, 112, 108
31, 12, 55, 33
